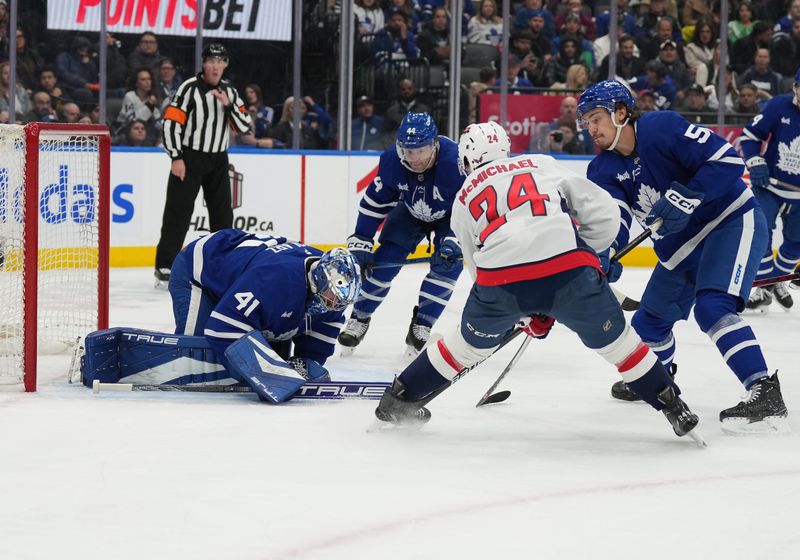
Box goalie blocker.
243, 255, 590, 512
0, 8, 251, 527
79, 327, 329, 403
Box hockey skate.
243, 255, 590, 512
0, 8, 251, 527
611, 364, 677, 402
773, 282, 793, 311
338, 315, 371, 355
404, 306, 431, 359
657, 385, 705, 447
745, 286, 773, 313
720, 372, 790, 435
371, 377, 432, 430
154, 268, 171, 289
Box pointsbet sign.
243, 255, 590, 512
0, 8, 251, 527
47, 0, 292, 41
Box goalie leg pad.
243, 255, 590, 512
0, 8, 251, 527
224, 331, 306, 403
82, 327, 228, 387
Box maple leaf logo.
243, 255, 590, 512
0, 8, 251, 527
632, 183, 661, 226
408, 199, 446, 222
776, 137, 800, 176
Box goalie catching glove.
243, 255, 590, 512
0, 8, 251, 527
518, 314, 555, 339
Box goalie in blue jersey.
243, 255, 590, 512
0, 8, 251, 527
577, 80, 789, 434
338, 112, 466, 358
740, 68, 800, 313
81, 230, 361, 403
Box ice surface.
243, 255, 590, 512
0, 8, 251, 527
2, 266, 799, 560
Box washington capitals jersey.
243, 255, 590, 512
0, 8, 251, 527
183, 229, 344, 364
354, 136, 464, 239
587, 111, 756, 270
739, 94, 800, 198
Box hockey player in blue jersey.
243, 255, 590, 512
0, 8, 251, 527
338, 112, 465, 357
577, 80, 789, 434
740, 68, 800, 313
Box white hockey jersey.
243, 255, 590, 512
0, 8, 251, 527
450, 154, 619, 286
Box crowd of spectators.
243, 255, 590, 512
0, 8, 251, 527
3, 0, 800, 149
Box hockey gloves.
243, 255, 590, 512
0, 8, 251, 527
431, 236, 463, 271
746, 156, 770, 189
519, 314, 555, 339
598, 247, 622, 283
645, 181, 704, 237
346, 234, 375, 269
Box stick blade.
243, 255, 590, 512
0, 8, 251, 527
476, 390, 511, 407
621, 297, 640, 311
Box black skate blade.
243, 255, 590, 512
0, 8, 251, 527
476, 390, 511, 407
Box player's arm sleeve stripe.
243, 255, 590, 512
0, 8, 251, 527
203, 329, 245, 339
164, 106, 187, 125
707, 143, 734, 162
209, 311, 252, 332
362, 193, 398, 208
358, 207, 390, 219
741, 128, 761, 142
616, 200, 633, 223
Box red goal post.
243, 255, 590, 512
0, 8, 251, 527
0, 123, 110, 392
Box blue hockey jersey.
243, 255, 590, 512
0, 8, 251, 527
739, 94, 800, 198
354, 136, 465, 239
182, 229, 344, 364
587, 111, 756, 270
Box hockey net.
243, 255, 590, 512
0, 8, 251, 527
0, 123, 109, 392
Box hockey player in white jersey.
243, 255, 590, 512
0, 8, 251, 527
374, 122, 703, 443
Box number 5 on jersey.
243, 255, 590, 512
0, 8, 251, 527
469, 173, 550, 243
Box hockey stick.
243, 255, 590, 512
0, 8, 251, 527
607, 220, 663, 312
370, 257, 434, 269
753, 272, 800, 288
475, 335, 531, 407
91, 380, 390, 400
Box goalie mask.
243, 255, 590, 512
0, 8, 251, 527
577, 80, 635, 151
308, 248, 361, 314
396, 112, 439, 173
458, 121, 511, 175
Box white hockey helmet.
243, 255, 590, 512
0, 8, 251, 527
458, 121, 511, 175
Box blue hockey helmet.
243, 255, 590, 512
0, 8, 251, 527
577, 80, 635, 121
308, 248, 361, 314
396, 112, 439, 173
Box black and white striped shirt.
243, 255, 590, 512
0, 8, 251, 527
162, 73, 251, 159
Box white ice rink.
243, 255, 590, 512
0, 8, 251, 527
2, 265, 800, 560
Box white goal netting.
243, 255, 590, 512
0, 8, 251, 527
0, 124, 106, 391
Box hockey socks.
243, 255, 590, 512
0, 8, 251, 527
398, 345, 451, 402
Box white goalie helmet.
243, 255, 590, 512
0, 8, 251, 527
458, 121, 511, 175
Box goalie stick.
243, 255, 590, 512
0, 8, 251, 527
475, 222, 660, 406
92, 380, 390, 400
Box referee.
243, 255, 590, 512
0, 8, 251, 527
154, 43, 252, 285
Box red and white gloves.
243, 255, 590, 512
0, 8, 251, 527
518, 314, 554, 339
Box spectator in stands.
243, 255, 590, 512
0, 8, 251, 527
37, 66, 65, 111
731, 20, 772, 74
495, 59, 536, 91
635, 88, 657, 112
593, 14, 638, 68
596, 34, 645, 82
565, 63, 590, 90
385, 78, 432, 132
127, 32, 162, 75
351, 95, 387, 150
552, 13, 594, 68
729, 1, 758, 43
15, 27, 43, 91
658, 39, 691, 94
417, 6, 450, 66
354, 0, 385, 35
547, 117, 587, 154
635, 11, 682, 62
78, 113, 93, 125
679, 83, 715, 122
157, 57, 181, 110
387, 0, 420, 33
526, 11, 553, 62
730, 83, 763, 122
630, 59, 676, 109
682, 0, 713, 30
684, 18, 717, 78
554, 0, 596, 41
634, 0, 680, 41
595, 0, 636, 38
120, 119, 158, 147
544, 37, 586, 87
88, 104, 101, 124
243, 84, 275, 139
272, 96, 323, 149
553, 95, 594, 152
738, 47, 783, 96
0, 1, 8, 56
372, 8, 420, 66
467, 66, 496, 123
770, 19, 800, 77
515, 0, 555, 40
420, 0, 473, 34
467, 0, 503, 46
302, 96, 335, 148
54, 35, 99, 110
704, 66, 738, 111
22, 91, 58, 124
775, 0, 800, 34
0, 61, 31, 117
59, 102, 81, 124
117, 68, 163, 143
508, 30, 545, 85
102, 32, 129, 97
